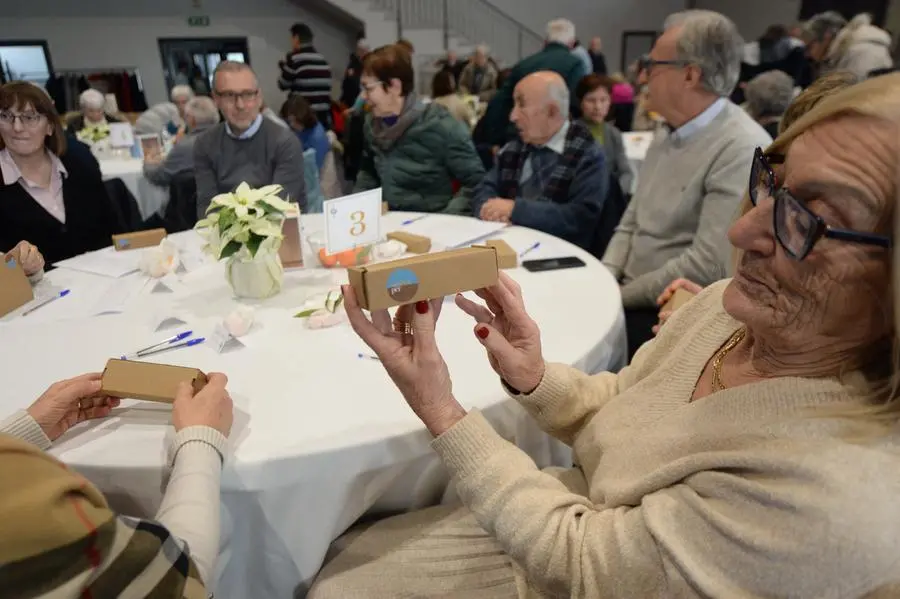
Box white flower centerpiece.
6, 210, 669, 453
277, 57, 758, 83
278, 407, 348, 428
194, 182, 296, 299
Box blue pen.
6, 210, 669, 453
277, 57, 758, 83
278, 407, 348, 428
129, 331, 194, 358
22, 289, 70, 316
401, 215, 428, 226
519, 242, 541, 258
357, 353, 381, 361
130, 338, 205, 359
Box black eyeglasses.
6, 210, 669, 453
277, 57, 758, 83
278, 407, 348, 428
637, 54, 691, 75
749, 147, 892, 260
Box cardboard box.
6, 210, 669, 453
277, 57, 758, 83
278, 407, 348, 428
112, 228, 167, 251
348, 246, 499, 311
661, 288, 696, 314
386, 231, 432, 254
484, 239, 517, 269
101, 359, 208, 404
0, 257, 34, 317
279, 210, 304, 268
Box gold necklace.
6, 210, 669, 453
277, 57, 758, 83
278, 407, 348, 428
711, 328, 746, 392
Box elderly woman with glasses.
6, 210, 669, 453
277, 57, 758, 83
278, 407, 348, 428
0, 82, 119, 266
310, 73, 900, 598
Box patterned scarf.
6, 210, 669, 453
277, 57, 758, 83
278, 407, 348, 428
497, 120, 595, 204
369, 93, 425, 151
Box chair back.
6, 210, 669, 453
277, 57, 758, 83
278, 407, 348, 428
588, 173, 630, 260
164, 172, 198, 232
304, 148, 326, 213
103, 177, 141, 233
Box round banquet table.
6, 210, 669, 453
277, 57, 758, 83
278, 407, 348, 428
99, 158, 169, 219
0, 212, 626, 599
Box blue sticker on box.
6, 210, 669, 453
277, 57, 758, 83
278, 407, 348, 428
117, 239, 130, 248
5, 259, 16, 269
386, 268, 419, 302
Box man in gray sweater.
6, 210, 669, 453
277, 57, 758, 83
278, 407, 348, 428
194, 61, 306, 218
602, 10, 771, 360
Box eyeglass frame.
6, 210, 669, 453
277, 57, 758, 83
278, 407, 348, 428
637, 54, 692, 75
213, 89, 260, 104
749, 146, 892, 260
0, 110, 47, 128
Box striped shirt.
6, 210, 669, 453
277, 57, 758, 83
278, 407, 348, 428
278, 44, 333, 113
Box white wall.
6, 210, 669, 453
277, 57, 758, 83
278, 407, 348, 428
482, 0, 686, 73
0, 0, 358, 107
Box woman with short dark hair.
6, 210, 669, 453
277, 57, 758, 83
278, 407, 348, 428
576, 73, 633, 195
0, 81, 119, 265
354, 45, 485, 214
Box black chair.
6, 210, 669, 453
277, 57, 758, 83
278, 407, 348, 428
103, 177, 142, 233
610, 103, 635, 133
163, 172, 198, 233
588, 174, 630, 260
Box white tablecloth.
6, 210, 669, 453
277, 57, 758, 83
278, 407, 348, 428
99, 158, 169, 220
0, 213, 626, 599
622, 131, 656, 194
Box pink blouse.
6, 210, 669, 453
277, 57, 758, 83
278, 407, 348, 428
0, 149, 68, 223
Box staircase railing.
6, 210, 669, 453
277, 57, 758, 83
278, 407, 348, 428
369, 0, 544, 65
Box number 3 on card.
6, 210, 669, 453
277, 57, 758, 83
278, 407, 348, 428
349, 211, 366, 237
324, 189, 382, 255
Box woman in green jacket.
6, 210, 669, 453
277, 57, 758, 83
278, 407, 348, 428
354, 44, 485, 214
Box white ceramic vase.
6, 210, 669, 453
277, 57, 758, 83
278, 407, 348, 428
226, 248, 284, 299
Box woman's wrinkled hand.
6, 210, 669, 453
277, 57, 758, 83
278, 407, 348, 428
343, 285, 467, 436
172, 373, 233, 437
653, 278, 703, 335
455, 272, 545, 394
7, 240, 45, 277
27, 373, 121, 441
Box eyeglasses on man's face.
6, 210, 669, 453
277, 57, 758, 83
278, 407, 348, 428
637, 54, 691, 75
749, 147, 892, 260
0, 111, 46, 128
214, 90, 259, 104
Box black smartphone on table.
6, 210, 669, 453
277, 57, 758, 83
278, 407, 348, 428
522, 256, 586, 272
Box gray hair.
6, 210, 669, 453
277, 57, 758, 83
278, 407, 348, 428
744, 70, 795, 118
802, 11, 847, 42
664, 10, 743, 97
79, 88, 106, 110
212, 60, 257, 88
184, 96, 220, 126
475, 44, 491, 56
545, 76, 570, 119
546, 19, 576, 46
170, 84, 195, 102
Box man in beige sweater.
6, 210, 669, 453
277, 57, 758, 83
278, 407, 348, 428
311, 71, 900, 598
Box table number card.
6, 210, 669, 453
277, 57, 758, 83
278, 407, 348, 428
108, 123, 135, 148
324, 189, 382, 255
210, 322, 246, 354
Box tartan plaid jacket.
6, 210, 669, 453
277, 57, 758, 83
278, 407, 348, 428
472, 120, 608, 249
0, 433, 208, 598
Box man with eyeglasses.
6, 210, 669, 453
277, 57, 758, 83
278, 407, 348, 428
193, 61, 305, 218
601, 10, 772, 362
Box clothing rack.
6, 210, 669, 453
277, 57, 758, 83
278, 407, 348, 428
45, 68, 148, 115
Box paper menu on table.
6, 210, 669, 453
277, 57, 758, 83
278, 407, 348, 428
54, 246, 143, 278
93, 275, 152, 315
622, 132, 655, 161
400, 218, 508, 249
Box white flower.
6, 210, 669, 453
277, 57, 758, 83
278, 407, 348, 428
139, 239, 180, 278
224, 306, 255, 337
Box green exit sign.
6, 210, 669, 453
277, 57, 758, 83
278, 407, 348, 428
187, 15, 210, 27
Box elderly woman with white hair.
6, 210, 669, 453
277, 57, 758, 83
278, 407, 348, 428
803, 11, 893, 78
311, 73, 900, 599
66, 88, 120, 135
744, 69, 796, 138
170, 84, 194, 121
143, 96, 219, 188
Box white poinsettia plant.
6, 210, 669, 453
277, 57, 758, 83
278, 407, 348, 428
194, 182, 296, 260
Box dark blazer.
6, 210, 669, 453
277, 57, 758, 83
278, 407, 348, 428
0, 149, 119, 265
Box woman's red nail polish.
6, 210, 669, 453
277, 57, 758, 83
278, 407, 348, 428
416, 301, 428, 314
476, 327, 489, 339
